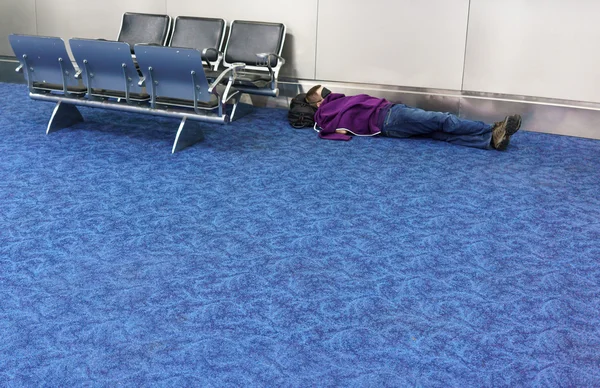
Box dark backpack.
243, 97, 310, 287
288, 93, 317, 129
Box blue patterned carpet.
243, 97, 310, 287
1, 82, 599, 387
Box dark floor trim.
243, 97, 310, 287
0, 57, 25, 84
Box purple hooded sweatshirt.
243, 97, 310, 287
314, 93, 393, 140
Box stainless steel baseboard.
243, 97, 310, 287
459, 97, 600, 140
0, 57, 26, 84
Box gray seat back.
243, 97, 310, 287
117, 12, 172, 52
223, 20, 285, 70
134, 45, 211, 102
69, 38, 145, 96
169, 16, 226, 63
8, 34, 82, 90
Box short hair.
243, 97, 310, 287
305, 84, 322, 105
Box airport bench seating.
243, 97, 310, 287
8, 14, 287, 152
9, 34, 242, 153
118, 14, 287, 97
166, 17, 286, 97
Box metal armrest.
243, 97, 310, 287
74, 70, 82, 79
15, 64, 23, 73
138, 77, 146, 87
208, 63, 246, 93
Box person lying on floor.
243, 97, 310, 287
305, 85, 521, 150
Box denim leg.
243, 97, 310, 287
381, 104, 494, 149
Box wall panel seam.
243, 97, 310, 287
313, 0, 320, 80
460, 0, 471, 92
34, 0, 39, 35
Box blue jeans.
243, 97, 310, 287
380, 104, 493, 149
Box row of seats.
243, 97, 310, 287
117, 13, 286, 97
9, 13, 287, 153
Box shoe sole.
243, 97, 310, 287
505, 114, 522, 136
494, 114, 521, 151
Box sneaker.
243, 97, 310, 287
492, 114, 522, 150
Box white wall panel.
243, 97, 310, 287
0, 0, 37, 56
167, 0, 318, 79
463, 0, 600, 103
316, 0, 470, 90
35, 0, 167, 42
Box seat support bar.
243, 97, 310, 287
31, 93, 229, 124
